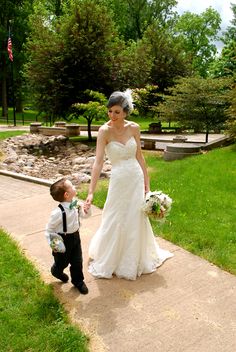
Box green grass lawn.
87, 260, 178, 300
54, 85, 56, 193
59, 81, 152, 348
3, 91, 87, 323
0, 108, 40, 125
0, 130, 28, 140
1, 108, 159, 131
146, 144, 236, 275
0, 229, 89, 352
79, 144, 236, 275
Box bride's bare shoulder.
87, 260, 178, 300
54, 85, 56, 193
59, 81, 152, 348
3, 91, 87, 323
127, 121, 140, 131
97, 123, 110, 141
99, 122, 110, 132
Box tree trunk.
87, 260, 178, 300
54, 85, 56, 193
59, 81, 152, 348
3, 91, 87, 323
55, 0, 62, 16
15, 80, 23, 113
16, 98, 23, 113
87, 118, 93, 141
1, 54, 8, 118
205, 130, 209, 143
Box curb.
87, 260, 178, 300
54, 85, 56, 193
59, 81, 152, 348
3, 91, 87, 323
0, 169, 52, 187
0, 125, 30, 131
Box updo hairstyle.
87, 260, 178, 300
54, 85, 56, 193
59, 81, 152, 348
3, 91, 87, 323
107, 90, 134, 115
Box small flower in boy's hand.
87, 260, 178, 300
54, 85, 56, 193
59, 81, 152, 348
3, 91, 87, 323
50, 233, 66, 253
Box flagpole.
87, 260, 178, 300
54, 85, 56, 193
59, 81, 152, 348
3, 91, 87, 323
8, 22, 16, 126
11, 60, 16, 126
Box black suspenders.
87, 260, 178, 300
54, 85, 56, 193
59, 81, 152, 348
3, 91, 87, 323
58, 204, 67, 233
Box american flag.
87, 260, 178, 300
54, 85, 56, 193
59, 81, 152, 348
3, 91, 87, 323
7, 37, 13, 62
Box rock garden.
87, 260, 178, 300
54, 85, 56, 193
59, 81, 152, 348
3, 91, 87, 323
0, 133, 111, 185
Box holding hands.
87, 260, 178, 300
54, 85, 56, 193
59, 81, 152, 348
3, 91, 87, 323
84, 193, 93, 214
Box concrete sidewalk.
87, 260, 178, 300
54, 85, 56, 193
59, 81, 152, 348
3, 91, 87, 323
0, 174, 236, 352
0, 123, 224, 141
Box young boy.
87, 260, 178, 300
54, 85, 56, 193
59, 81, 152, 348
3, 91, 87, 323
45, 177, 89, 294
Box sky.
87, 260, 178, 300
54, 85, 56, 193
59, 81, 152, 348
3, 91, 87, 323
175, 0, 236, 51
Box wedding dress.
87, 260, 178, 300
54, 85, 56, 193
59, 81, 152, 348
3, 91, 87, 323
88, 136, 173, 280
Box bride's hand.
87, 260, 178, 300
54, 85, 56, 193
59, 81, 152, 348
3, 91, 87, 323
84, 194, 93, 213
144, 184, 150, 194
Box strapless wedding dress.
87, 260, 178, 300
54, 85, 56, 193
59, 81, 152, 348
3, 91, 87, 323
88, 136, 173, 280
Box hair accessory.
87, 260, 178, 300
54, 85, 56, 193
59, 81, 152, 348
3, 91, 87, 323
123, 89, 134, 112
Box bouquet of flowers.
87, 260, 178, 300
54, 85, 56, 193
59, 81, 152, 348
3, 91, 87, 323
49, 233, 66, 253
142, 191, 172, 222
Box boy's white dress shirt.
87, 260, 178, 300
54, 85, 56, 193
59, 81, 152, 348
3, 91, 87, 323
45, 201, 90, 245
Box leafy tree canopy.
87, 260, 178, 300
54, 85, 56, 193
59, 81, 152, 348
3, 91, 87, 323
141, 24, 192, 91
225, 77, 236, 138
0, 0, 34, 115
72, 90, 107, 140
209, 4, 236, 78
174, 7, 221, 77
25, 0, 121, 118
159, 76, 232, 142
101, 0, 177, 41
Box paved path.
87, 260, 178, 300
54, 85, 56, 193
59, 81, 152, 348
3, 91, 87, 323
0, 174, 236, 352
0, 123, 223, 141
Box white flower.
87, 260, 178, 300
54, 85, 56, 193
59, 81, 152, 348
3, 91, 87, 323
49, 233, 66, 253
142, 190, 172, 222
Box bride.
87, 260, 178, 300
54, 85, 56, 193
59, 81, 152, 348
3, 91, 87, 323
84, 90, 173, 280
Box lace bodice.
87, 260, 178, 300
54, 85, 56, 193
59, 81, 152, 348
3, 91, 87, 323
105, 136, 137, 164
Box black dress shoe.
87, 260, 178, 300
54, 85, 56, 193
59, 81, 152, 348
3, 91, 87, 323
51, 267, 69, 283
73, 282, 89, 294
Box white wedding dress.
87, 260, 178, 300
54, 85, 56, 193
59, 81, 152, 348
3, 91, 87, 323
88, 136, 173, 280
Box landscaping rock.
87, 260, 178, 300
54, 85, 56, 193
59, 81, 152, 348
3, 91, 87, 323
0, 134, 111, 186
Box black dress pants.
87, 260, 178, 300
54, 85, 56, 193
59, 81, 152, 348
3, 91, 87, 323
52, 230, 84, 285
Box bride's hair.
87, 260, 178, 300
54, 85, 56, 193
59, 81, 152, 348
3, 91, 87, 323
107, 89, 134, 114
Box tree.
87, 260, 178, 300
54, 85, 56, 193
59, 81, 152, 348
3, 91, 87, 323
222, 3, 236, 43
225, 81, 236, 139
24, 6, 65, 120
141, 25, 192, 91
106, 38, 153, 91
102, 0, 177, 41
159, 76, 232, 143
174, 8, 221, 77
0, 0, 34, 118
72, 90, 107, 141
25, 0, 120, 119
209, 4, 236, 78
209, 42, 236, 78
25, 0, 155, 120
132, 84, 162, 118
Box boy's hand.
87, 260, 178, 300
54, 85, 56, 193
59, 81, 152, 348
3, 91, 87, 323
82, 203, 91, 218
